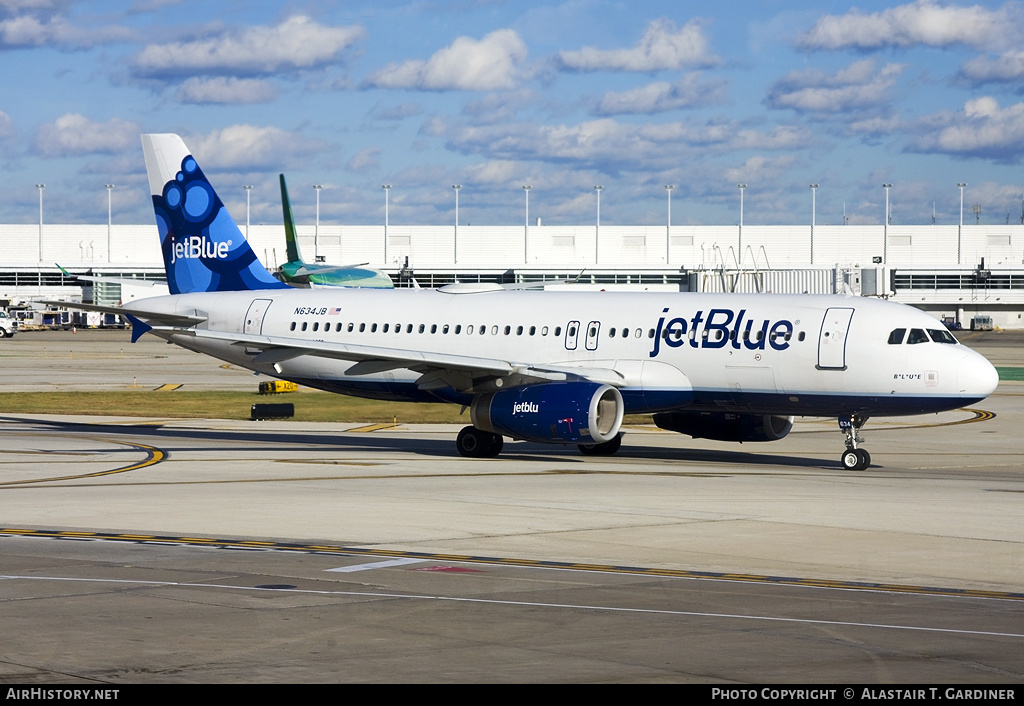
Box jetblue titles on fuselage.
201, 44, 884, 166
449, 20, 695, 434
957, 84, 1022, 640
649, 307, 794, 358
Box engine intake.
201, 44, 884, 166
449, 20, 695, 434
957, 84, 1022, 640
472, 382, 624, 444
653, 411, 793, 442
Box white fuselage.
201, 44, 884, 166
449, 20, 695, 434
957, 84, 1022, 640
127, 288, 998, 418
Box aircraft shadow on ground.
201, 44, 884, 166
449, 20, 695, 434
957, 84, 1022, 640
1, 416, 837, 471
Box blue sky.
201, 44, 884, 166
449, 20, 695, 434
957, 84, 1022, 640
2, 0, 1024, 229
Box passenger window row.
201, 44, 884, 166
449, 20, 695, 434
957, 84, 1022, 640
289, 320, 566, 337
285, 320, 806, 344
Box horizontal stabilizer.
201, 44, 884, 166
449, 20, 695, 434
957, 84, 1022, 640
38, 300, 207, 328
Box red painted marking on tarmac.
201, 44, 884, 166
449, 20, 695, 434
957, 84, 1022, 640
412, 565, 483, 573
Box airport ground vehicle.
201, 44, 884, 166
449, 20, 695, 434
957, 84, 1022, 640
0, 310, 17, 337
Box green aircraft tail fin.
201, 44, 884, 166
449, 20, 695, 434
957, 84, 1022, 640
280, 174, 302, 264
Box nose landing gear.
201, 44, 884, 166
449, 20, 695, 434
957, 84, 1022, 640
839, 414, 871, 470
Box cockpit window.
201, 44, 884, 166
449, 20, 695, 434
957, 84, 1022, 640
907, 328, 929, 344
888, 328, 906, 344
927, 328, 958, 344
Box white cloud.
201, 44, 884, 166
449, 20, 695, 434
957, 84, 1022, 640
0, 12, 133, 49
175, 77, 278, 104
35, 114, 140, 157
959, 50, 1024, 86
596, 73, 727, 115
909, 97, 1024, 161
463, 159, 530, 187
186, 125, 327, 170
462, 90, 536, 121
766, 60, 905, 113
558, 18, 717, 72
346, 147, 379, 172
799, 0, 1016, 51
446, 117, 810, 170
847, 115, 901, 136
365, 29, 527, 91
724, 155, 798, 185
132, 16, 363, 78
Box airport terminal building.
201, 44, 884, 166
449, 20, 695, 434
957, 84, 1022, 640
2, 220, 1023, 329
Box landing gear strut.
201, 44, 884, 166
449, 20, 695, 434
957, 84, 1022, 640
456, 426, 504, 458
838, 414, 871, 470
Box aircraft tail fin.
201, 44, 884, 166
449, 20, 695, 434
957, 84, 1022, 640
279, 174, 303, 265
141, 133, 288, 295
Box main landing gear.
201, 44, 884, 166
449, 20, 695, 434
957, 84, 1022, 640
456, 426, 503, 458
455, 427, 625, 458
577, 434, 622, 456
839, 414, 871, 470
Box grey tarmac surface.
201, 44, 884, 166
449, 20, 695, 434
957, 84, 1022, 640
0, 327, 1022, 683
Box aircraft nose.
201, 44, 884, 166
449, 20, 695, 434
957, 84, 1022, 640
958, 351, 999, 398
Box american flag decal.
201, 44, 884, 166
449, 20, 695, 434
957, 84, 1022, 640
328, 307, 342, 315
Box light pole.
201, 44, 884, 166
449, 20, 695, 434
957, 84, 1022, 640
665, 185, 674, 263
737, 183, 746, 266
523, 185, 531, 263
313, 184, 323, 261
105, 184, 114, 262
35, 184, 44, 263
883, 183, 892, 264
809, 183, 818, 265
452, 184, 461, 264
957, 182, 966, 264
382, 184, 391, 263
243, 185, 253, 238
594, 185, 602, 264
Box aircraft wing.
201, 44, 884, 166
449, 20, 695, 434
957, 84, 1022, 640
174, 327, 625, 392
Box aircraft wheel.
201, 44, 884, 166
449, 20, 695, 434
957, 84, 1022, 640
578, 434, 622, 456
855, 448, 871, 470
457, 426, 503, 458
840, 449, 861, 470
481, 432, 503, 457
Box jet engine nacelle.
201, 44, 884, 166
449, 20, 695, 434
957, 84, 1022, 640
652, 411, 794, 442
471, 382, 624, 444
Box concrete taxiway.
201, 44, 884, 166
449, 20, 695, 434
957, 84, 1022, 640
0, 328, 1022, 682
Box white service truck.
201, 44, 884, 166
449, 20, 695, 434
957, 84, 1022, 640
0, 310, 17, 337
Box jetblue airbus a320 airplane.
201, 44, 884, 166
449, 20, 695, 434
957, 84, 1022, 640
58, 134, 999, 470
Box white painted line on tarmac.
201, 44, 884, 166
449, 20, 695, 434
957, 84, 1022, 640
324, 558, 428, 572
2, 574, 1023, 639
